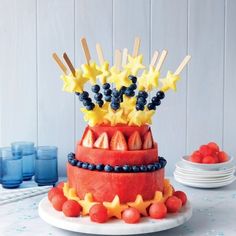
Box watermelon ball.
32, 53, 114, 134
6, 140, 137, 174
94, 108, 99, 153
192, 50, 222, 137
149, 202, 167, 219
122, 207, 140, 224
173, 191, 187, 206
207, 142, 220, 153
56, 182, 64, 189
218, 151, 229, 163
62, 200, 81, 217
165, 196, 182, 213
89, 204, 108, 223
199, 145, 213, 156
202, 156, 216, 164
48, 187, 63, 202
51, 194, 67, 211
189, 151, 203, 163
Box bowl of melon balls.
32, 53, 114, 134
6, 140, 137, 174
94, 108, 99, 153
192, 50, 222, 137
183, 142, 234, 171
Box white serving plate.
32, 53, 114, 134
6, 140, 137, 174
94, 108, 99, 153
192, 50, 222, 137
181, 155, 234, 171
38, 197, 192, 235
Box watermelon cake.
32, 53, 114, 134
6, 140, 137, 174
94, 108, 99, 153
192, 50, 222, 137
49, 37, 191, 223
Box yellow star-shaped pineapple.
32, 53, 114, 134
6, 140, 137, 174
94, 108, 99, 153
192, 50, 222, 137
162, 179, 174, 202
103, 195, 128, 219
97, 61, 111, 84
125, 54, 145, 76
68, 188, 80, 202
109, 67, 131, 90
138, 66, 160, 91
81, 62, 101, 85
128, 110, 144, 126
142, 108, 155, 125
81, 105, 107, 127
127, 195, 152, 216
120, 96, 136, 116
79, 193, 98, 216
104, 107, 127, 126
63, 182, 69, 198
160, 71, 181, 92
151, 191, 163, 204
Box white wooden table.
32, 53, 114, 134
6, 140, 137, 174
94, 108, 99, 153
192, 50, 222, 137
0, 177, 236, 236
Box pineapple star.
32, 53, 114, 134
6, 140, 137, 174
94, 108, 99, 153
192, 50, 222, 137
160, 71, 181, 92
103, 195, 128, 219
120, 96, 136, 116
81, 105, 106, 127
97, 61, 111, 84
142, 108, 155, 125
151, 191, 163, 204
79, 193, 98, 216
128, 110, 145, 126
104, 107, 127, 126
127, 195, 152, 216
63, 182, 69, 198
109, 67, 131, 90
82, 62, 101, 85
125, 54, 145, 76
68, 188, 80, 202
162, 179, 174, 202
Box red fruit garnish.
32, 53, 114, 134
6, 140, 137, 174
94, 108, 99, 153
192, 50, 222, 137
51, 194, 67, 211
173, 191, 187, 206
199, 145, 213, 156
165, 196, 182, 213
189, 151, 203, 163
62, 200, 81, 217
207, 142, 220, 153
122, 207, 140, 224
218, 151, 229, 163
57, 182, 64, 189
202, 156, 216, 164
110, 130, 128, 151
89, 204, 108, 223
212, 152, 220, 163
94, 132, 109, 149
128, 131, 142, 150
149, 203, 167, 219
82, 129, 95, 148
48, 187, 63, 202
143, 131, 153, 149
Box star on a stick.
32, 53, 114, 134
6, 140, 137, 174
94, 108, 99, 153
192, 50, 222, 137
125, 54, 145, 76
109, 67, 131, 90
104, 107, 127, 126
97, 61, 111, 84
160, 71, 181, 92
82, 62, 101, 85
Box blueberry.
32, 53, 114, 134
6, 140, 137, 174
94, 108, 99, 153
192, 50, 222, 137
104, 95, 111, 102
140, 165, 147, 172
147, 103, 156, 110
75, 92, 80, 96
88, 163, 96, 170
120, 86, 127, 94
79, 91, 89, 101
156, 91, 165, 100
111, 102, 120, 111
132, 166, 140, 172
86, 103, 95, 110
76, 161, 83, 168
67, 152, 75, 158
111, 97, 120, 103
123, 165, 131, 172
151, 97, 161, 106
147, 164, 155, 171
136, 103, 145, 111
154, 162, 161, 170
138, 91, 148, 99
70, 159, 78, 166
102, 83, 110, 90
96, 164, 104, 171
129, 83, 137, 90
94, 93, 103, 101
97, 100, 104, 107
91, 85, 100, 93
114, 166, 123, 172
112, 89, 120, 98
125, 89, 135, 97
159, 158, 167, 168
128, 75, 137, 84
137, 97, 146, 104
82, 162, 89, 169
104, 89, 112, 96
104, 165, 114, 172
83, 98, 92, 106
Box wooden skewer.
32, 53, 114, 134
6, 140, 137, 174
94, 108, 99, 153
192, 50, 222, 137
174, 55, 191, 75
52, 53, 68, 74
96, 43, 105, 65
114, 49, 122, 71
63, 52, 76, 77
80, 37, 91, 64
150, 50, 159, 67
132, 37, 141, 57
155, 49, 168, 72
122, 48, 128, 67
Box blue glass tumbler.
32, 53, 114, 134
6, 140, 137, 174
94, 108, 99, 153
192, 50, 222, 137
35, 146, 58, 186
11, 142, 35, 181
0, 147, 23, 188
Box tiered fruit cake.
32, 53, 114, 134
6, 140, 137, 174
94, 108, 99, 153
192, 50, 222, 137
49, 37, 191, 223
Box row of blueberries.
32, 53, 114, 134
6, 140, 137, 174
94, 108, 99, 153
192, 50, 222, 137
67, 153, 167, 173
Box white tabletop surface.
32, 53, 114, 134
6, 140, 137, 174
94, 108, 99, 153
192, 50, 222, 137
0, 177, 236, 236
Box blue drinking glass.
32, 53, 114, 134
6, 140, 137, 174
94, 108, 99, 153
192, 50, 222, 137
35, 146, 58, 186
0, 147, 23, 188
11, 142, 35, 181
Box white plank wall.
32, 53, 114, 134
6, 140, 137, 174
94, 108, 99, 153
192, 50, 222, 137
0, 0, 235, 176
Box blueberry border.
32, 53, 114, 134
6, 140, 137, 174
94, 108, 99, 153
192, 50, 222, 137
67, 153, 167, 173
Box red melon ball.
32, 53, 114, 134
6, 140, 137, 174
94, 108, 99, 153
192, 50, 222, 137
173, 191, 187, 206
62, 200, 81, 217
202, 156, 216, 164
165, 196, 182, 213
48, 187, 63, 202
51, 194, 67, 211
149, 203, 167, 219
218, 151, 229, 163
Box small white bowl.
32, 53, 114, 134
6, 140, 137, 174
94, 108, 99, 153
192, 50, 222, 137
181, 155, 234, 171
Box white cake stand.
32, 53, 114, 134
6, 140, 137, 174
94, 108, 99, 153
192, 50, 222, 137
38, 197, 192, 235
